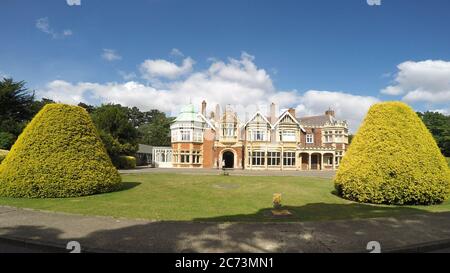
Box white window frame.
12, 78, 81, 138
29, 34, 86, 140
251, 151, 265, 166
283, 152, 296, 166
306, 134, 314, 144
281, 130, 296, 142
267, 152, 281, 166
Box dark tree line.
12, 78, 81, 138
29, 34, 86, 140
418, 111, 450, 157
0, 78, 174, 164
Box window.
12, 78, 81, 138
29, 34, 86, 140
306, 134, 314, 144
251, 130, 266, 141
283, 152, 296, 166
181, 130, 191, 141
180, 151, 190, 163
325, 135, 333, 143
267, 152, 281, 166
222, 123, 235, 137
281, 130, 296, 142
251, 151, 265, 166
194, 131, 203, 142
192, 150, 201, 164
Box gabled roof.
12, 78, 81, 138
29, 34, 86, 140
243, 111, 272, 128
273, 111, 306, 132
297, 115, 336, 127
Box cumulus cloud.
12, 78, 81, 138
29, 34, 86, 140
102, 49, 122, 61
381, 60, 450, 103
66, 0, 81, 6
36, 17, 72, 39
140, 57, 194, 80
38, 52, 379, 132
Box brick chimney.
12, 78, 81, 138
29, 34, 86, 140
325, 108, 335, 117
288, 108, 296, 118
201, 100, 207, 116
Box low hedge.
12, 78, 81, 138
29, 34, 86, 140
334, 102, 450, 205
114, 156, 137, 169
0, 104, 122, 198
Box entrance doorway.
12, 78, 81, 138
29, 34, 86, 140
222, 151, 235, 168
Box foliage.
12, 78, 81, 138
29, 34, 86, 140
0, 78, 56, 150
0, 149, 8, 164
138, 110, 174, 146
115, 156, 137, 169
91, 104, 139, 166
0, 132, 16, 150
0, 104, 122, 198
335, 102, 450, 205
418, 111, 450, 157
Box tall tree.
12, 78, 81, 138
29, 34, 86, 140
91, 104, 139, 160
418, 111, 450, 157
0, 78, 35, 148
138, 110, 174, 146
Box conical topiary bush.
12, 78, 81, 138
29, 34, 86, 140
334, 102, 450, 205
0, 104, 122, 198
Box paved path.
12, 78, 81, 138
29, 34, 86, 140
1, 206, 450, 253
120, 167, 336, 179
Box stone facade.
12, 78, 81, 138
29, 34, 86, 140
170, 101, 349, 170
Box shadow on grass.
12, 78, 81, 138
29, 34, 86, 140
192, 202, 434, 222
115, 182, 141, 193
1, 206, 449, 253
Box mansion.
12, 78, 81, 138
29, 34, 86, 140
167, 101, 349, 171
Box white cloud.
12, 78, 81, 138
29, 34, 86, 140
102, 49, 122, 61
36, 17, 72, 39
295, 90, 380, 132
38, 53, 379, 132
140, 57, 194, 80
381, 60, 450, 103
66, 0, 81, 6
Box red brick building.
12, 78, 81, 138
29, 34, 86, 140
170, 101, 348, 170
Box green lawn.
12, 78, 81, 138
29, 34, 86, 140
0, 173, 449, 222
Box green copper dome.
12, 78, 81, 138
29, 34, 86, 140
174, 104, 204, 123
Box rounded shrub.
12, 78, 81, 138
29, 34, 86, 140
0, 104, 122, 198
115, 156, 137, 169
334, 102, 450, 205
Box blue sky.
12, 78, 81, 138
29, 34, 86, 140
1, 0, 450, 131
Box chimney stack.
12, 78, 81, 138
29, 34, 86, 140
270, 102, 276, 123
201, 100, 207, 116
215, 104, 221, 122
325, 108, 335, 117
288, 108, 296, 118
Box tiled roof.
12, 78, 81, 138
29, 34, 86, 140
297, 115, 335, 127
137, 144, 153, 154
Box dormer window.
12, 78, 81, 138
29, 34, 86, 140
222, 123, 236, 137
251, 130, 266, 141
281, 130, 296, 142
306, 134, 314, 144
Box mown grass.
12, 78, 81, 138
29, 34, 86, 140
0, 173, 449, 222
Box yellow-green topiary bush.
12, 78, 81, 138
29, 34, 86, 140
0, 149, 8, 164
334, 102, 450, 205
0, 104, 122, 198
